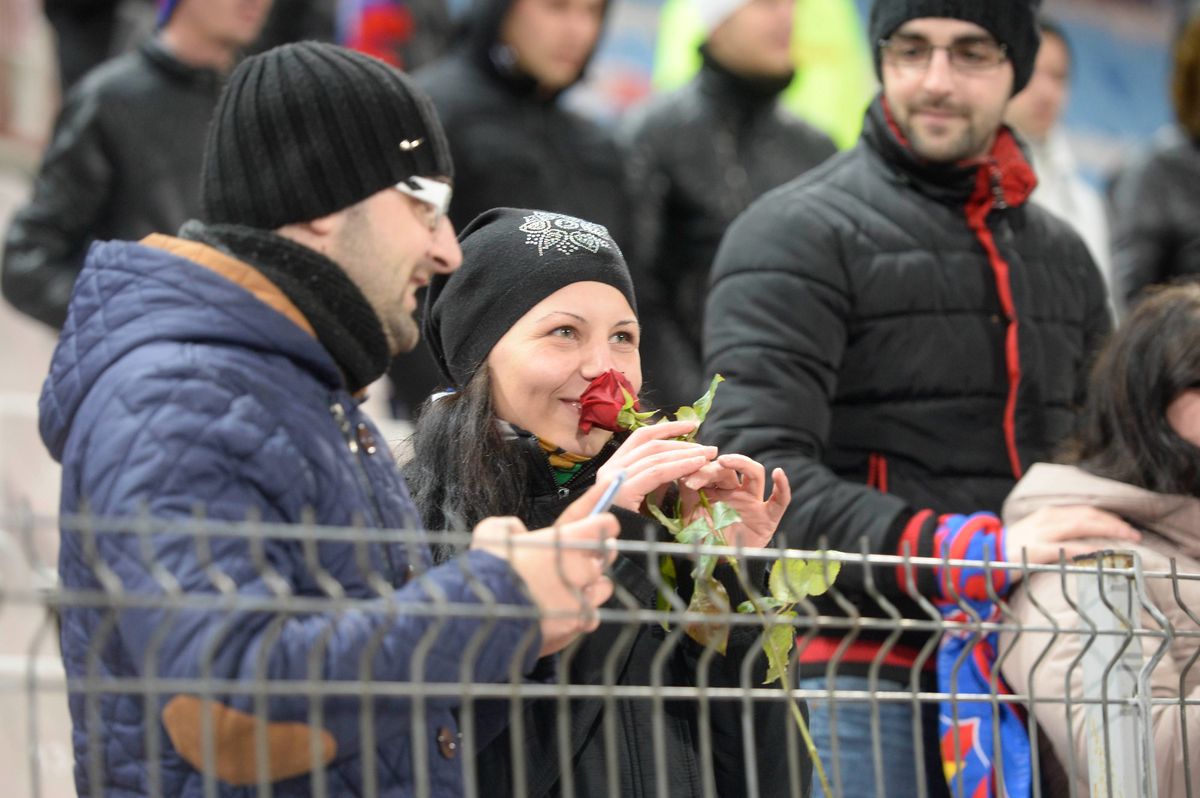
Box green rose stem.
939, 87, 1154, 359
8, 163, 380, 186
615, 374, 839, 797
735, 559, 840, 798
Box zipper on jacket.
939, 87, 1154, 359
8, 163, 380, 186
544, 456, 598, 500
964, 171, 1024, 480
989, 164, 1008, 210
534, 438, 605, 501
329, 399, 399, 583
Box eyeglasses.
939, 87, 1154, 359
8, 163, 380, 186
879, 37, 1009, 73
395, 176, 453, 231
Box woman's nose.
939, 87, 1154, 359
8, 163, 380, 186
579, 342, 615, 379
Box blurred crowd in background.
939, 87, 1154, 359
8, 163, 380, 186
2, 2, 1199, 795
0, 0, 1196, 419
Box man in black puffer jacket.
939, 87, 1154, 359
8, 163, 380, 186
1, 0, 271, 329
703, 1, 1120, 795
620, 0, 836, 408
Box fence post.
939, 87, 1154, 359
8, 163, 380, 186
1075, 551, 1156, 798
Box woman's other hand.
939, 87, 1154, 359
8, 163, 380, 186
596, 420, 718, 512
679, 453, 791, 549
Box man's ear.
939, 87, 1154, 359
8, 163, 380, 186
275, 210, 342, 249
305, 211, 341, 237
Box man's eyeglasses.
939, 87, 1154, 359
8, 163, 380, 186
395, 176, 453, 231
879, 37, 1009, 73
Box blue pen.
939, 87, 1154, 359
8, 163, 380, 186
587, 470, 627, 517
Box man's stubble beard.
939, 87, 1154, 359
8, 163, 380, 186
390, 313, 420, 357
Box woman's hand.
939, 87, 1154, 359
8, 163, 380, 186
1004, 505, 1141, 580
679, 454, 791, 549
595, 420, 718, 512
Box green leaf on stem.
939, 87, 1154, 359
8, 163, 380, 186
736, 596, 788, 614
620, 386, 637, 412
693, 553, 719, 583
805, 558, 841, 597
644, 499, 684, 536
674, 405, 699, 424
657, 555, 677, 630
685, 577, 730, 655
690, 374, 725, 425
769, 556, 842, 603
707, 501, 741, 535
676, 516, 712, 545
763, 610, 798, 685
617, 387, 657, 432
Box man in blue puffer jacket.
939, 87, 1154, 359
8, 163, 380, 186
38, 42, 620, 797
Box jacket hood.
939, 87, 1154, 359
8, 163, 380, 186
1003, 463, 1200, 560
458, 0, 610, 99
39, 237, 340, 462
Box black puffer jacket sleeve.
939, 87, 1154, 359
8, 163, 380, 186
1107, 139, 1200, 315
1110, 153, 1174, 314
2, 84, 114, 329
701, 187, 911, 584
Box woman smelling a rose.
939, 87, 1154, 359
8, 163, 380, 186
403, 208, 800, 797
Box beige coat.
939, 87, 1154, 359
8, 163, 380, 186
999, 463, 1200, 797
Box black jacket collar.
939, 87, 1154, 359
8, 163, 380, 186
860, 94, 983, 205
512, 428, 620, 500
696, 45, 794, 119
140, 38, 226, 94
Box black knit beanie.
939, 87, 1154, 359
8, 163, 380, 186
869, 0, 1042, 94
201, 42, 453, 230
424, 208, 638, 387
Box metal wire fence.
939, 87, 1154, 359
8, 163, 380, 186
0, 505, 1196, 798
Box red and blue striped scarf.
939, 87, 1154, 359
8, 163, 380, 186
934, 512, 1031, 798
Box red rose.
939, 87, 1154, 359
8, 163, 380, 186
578, 369, 638, 433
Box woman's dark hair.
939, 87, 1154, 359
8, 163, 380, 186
401, 363, 531, 561
1065, 281, 1200, 497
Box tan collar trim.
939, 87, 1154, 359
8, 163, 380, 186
141, 233, 317, 340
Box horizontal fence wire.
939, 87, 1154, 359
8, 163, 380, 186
0, 506, 1196, 798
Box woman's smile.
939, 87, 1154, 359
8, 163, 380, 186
488, 282, 641, 456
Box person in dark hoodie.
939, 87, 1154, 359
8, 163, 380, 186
701, 1, 1127, 795
386, 0, 631, 419
414, 0, 627, 239
1, 0, 272, 330
619, 0, 837, 408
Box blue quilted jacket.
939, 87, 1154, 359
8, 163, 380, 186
39, 236, 540, 796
